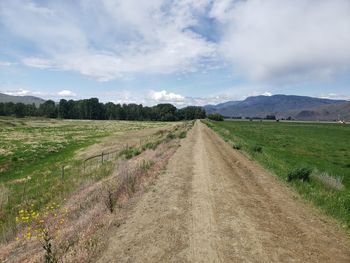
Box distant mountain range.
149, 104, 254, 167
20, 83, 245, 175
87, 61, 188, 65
0, 93, 46, 106
204, 95, 349, 121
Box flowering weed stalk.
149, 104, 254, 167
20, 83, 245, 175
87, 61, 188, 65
16, 202, 69, 262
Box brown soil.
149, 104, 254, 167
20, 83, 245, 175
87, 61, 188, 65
98, 121, 350, 262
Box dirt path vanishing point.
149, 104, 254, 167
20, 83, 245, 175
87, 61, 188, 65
98, 121, 350, 263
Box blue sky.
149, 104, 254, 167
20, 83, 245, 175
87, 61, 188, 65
0, 0, 350, 106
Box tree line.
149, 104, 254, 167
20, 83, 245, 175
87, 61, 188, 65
0, 98, 206, 121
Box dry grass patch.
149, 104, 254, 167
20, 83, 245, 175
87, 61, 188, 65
312, 172, 345, 191
0, 184, 9, 220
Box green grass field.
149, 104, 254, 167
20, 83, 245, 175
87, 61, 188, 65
0, 117, 165, 240
205, 120, 350, 229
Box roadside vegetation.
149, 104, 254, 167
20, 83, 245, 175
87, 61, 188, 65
204, 119, 350, 229
0, 117, 167, 243
0, 118, 192, 262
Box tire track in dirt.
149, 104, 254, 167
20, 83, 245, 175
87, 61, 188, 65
98, 121, 350, 262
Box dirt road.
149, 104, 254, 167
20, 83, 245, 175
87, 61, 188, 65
99, 121, 350, 262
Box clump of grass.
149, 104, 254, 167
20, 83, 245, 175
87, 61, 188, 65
141, 141, 161, 151
166, 132, 176, 140
139, 159, 154, 172
178, 131, 187, 139
251, 145, 263, 153
287, 167, 312, 182
119, 146, 141, 159
232, 142, 242, 150
112, 168, 139, 202
312, 172, 344, 191
125, 173, 137, 196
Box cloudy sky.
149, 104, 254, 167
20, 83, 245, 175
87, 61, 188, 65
0, 0, 349, 106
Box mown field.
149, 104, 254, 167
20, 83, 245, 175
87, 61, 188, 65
0, 117, 166, 240
205, 120, 350, 229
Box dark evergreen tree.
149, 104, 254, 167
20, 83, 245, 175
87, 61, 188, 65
39, 100, 57, 118
58, 99, 69, 119
14, 103, 26, 118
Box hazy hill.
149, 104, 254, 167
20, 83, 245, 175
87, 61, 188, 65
0, 93, 45, 106
205, 101, 240, 114
204, 95, 347, 119
293, 102, 350, 121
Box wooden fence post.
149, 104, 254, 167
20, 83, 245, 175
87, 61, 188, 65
101, 152, 104, 164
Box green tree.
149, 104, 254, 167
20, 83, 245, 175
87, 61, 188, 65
14, 103, 26, 118
39, 100, 57, 118
208, 113, 224, 121
58, 99, 69, 119
25, 103, 38, 117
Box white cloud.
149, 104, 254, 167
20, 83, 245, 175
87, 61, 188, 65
3, 89, 30, 96
319, 93, 350, 101
57, 90, 76, 97
2, 88, 46, 97
217, 0, 350, 83
146, 89, 245, 107
149, 90, 185, 102
0, 61, 14, 67
22, 57, 56, 69
0, 0, 215, 81
2, 88, 78, 99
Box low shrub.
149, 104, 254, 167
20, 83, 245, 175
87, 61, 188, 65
104, 187, 117, 213
287, 167, 312, 182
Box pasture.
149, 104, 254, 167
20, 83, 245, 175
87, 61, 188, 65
0, 117, 166, 240
205, 120, 350, 229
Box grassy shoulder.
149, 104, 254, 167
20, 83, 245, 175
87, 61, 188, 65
203, 119, 350, 230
